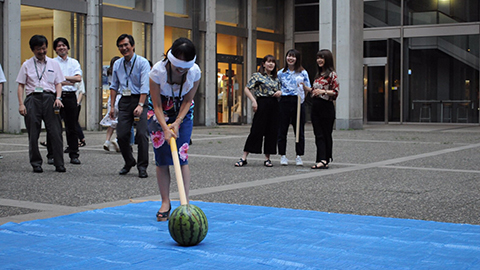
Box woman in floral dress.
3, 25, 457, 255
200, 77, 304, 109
148, 38, 201, 221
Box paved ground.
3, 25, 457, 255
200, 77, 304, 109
1, 123, 480, 225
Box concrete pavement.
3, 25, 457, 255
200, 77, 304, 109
1, 123, 480, 225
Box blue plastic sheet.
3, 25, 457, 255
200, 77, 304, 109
1, 201, 479, 269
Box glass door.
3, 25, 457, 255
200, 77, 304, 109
364, 58, 388, 123
217, 54, 243, 124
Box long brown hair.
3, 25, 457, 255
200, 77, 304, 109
315, 49, 335, 79
257, 55, 278, 79
280, 49, 304, 73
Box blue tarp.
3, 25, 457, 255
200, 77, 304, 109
1, 201, 479, 269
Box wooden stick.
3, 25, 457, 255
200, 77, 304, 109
296, 95, 301, 143
170, 137, 188, 206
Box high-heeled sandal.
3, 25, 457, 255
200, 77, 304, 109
78, 139, 86, 147
156, 204, 172, 222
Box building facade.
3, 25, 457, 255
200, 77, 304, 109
0, 0, 478, 134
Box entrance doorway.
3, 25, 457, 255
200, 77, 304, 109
217, 54, 244, 124
364, 58, 388, 123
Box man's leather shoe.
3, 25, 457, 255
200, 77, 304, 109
119, 166, 132, 175
33, 166, 43, 173
70, 158, 81, 164
55, 166, 66, 172
47, 158, 54, 165
138, 169, 148, 178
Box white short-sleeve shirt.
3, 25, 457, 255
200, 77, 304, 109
0, 64, 6, 83
149, 60, 201, 98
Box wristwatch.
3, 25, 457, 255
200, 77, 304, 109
138, 102, 144, 107
56, 97, 62, 100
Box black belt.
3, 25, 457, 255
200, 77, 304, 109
62, 91, 77, 95
121, 94, 140, 97
27, 91, 55, 97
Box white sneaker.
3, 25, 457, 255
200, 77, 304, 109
296, 156, 303, 166
111, 140, 120, 152
103, 141, 111, 151
280, 155, 288, 166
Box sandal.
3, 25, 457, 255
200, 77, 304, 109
78, 140, 86, 147
264, 159, 273, 167
40, 141, 47, 147
235, 158, 247, 167
311, 160, 329, 169
156, 204, 172, 222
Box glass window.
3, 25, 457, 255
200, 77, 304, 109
256, 39, 283, 68
103, 0, 151, 12
20, 6, 87, 127
165, 0, 190, 18
406, 0, 480, 25
257, 0, 283, 34
364, 40, 387, 58
101, 17, 152, 117
364, 0, 401, 27
405, 35, 479, 123
164, 26, 192, 52
216, 0, 245, 27
295, 3, 318, 32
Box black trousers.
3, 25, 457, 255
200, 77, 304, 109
117, 95, 149, 170
277, 96, 305, 156
24, 92, 64, 167
243, 97, 279, 155
310, 98, 335, 163
46, 91, 79, 159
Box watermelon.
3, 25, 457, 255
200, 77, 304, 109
168, 204, 208, 246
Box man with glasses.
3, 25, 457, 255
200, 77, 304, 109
109, 34, 150, 178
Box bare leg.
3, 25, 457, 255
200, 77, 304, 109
156, 165, 171, 212
181, 164, 191, 200
105, 127, 114, 141
242, 151, 249, 161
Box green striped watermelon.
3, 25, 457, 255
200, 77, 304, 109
168, 204, 208, 246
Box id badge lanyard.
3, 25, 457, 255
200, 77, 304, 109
123, 55, 137, 92
34, 59, 47, 92
168, 62, 186, 114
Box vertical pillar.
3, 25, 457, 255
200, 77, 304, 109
132, 22, 144, 57
284, 0, 294, 50
85, 0, 101, 130
152, 0, 164, 62
204, 0, 216, 126
3, 0, 22, 133
318, 0, 333, 51
335, 0, 363, 130
246, 0, 256, 124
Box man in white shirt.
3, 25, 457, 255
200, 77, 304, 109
49, 37, 82, 165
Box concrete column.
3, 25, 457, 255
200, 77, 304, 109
318, 0, 333, 51
53, 10, 72, 42
132, 21, 144, 57
284, 0, 294, 50
3, 0, 22, 133
246, 0, 256, 124
152, 0, 164, 62
335, 0, 363, 130
204, 0, 216, 127
85, 0, 101, 130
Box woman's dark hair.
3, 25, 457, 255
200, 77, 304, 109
164, 37, 196, 62
29, 35, 48, 51
280, 49, 304, 73
315, 49, 335, 79
257, 55, 277, 79
53, 37, 70, 50
107, 56, 121, 76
